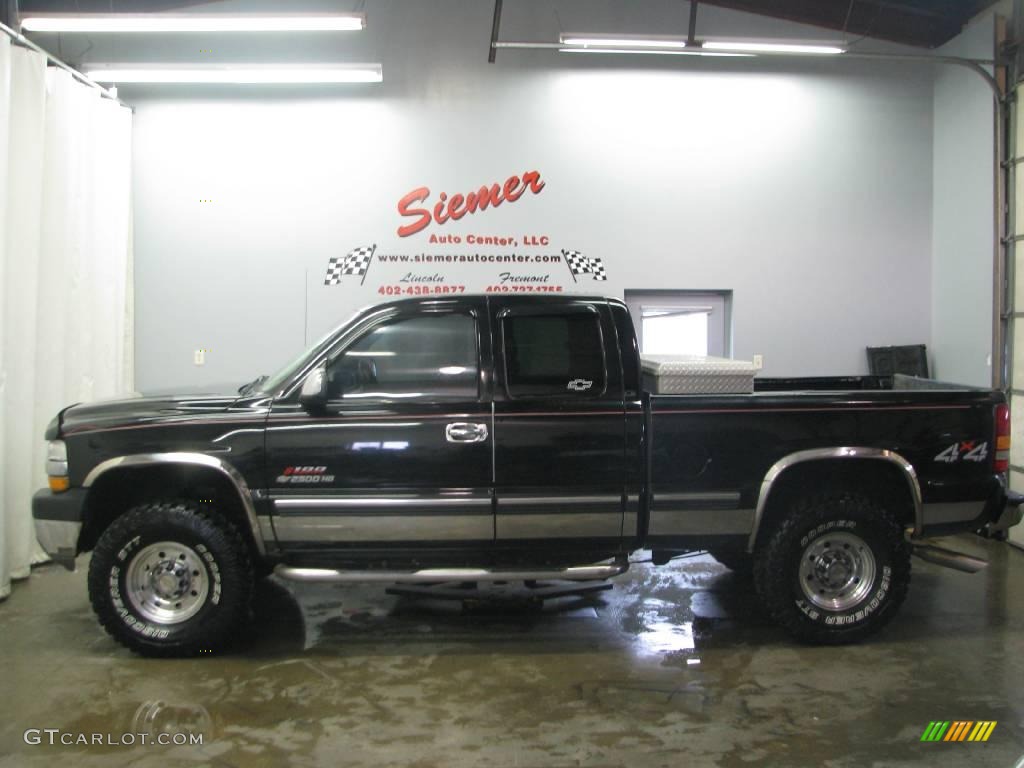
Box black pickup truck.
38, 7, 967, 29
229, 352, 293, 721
32, 295, 1020, 656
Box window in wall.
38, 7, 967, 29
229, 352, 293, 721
503, 313, 606, 398
624, 290, 732, 357
328, 313, 478, 400
642, 309, 711, 356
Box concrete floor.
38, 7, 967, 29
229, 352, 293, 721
0, 535, 1022, 768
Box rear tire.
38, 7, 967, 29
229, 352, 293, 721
753, 491, 910, 644
88, 501, 253, 657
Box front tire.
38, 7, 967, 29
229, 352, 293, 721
88, 501, 253, 657
753, 491, 910, 644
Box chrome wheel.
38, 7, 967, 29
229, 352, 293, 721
798, 531, 876, 612
125, 541, 209, 625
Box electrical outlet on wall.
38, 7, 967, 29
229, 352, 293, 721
194, 349, 205, 366
752, 354, 764, 370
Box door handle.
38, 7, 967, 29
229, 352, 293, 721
445, 422, 489, 443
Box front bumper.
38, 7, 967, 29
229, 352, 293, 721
32, 488, 87, 571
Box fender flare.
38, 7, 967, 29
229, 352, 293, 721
83, 452, 267, 556
746, 447, 922, 553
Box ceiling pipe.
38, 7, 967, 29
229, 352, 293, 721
687, 0, 699, 47
493, 41, 994, 79
488, 0, 503, 63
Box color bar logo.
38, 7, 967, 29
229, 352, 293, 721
920, 721, 997, 742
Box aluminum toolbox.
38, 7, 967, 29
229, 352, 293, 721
641, 354, 757, 395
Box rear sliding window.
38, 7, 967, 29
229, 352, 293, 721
502, 313, 606, 398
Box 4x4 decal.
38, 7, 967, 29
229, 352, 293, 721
934, 441, 988, 464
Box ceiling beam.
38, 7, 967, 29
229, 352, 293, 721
693, 0, 998, 49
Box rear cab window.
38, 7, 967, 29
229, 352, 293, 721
501, 312, 607, 398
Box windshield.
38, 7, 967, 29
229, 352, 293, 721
253, 323, 345, 396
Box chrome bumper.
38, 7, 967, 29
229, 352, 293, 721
34, 519, 82, 571
32, 488, 87, 572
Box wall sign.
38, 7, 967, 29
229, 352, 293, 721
324, 170, 607, 295
396, 171, 546, 238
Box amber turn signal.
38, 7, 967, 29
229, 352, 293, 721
994, 403, 1010, 473
48, 476, 70, 493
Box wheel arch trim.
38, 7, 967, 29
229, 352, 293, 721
82, 452, 266, 556
747, 447, 922, 553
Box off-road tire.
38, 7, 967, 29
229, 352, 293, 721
88, 501, 253, 657
753, 491, 911, 644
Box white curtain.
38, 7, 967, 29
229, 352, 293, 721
0, 36, 134, 600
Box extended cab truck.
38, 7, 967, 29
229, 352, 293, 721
32, 295, 1021, 656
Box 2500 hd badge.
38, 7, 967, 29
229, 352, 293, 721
276, 466, 335, 484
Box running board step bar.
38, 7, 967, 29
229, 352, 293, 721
912, 544, 988, 573
274, 560, 628, 584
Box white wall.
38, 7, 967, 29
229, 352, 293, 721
119, 0, 938, 391
931, 14, 998, 387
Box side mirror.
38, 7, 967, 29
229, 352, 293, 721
298, 364, 328, 412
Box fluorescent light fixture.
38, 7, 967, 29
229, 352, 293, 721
702, 40, 845, 55
558, 34, 754, 57
561, 35, 687, 49
84, 64, 383, 84
559, 47, 751, 58
22, 13, 365, 33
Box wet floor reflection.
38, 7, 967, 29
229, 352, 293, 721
628, 598, 696, 658
249, 556, 755, 662
1, 542, 1023, 767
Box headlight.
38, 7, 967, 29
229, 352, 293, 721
46, 440, 69, 492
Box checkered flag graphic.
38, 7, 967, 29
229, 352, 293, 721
325, 244, 376, 286
562, 249, 607, 281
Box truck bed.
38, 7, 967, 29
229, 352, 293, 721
642, 375, 1004, 550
